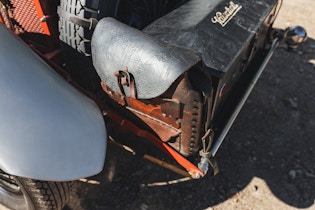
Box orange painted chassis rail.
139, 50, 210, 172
0, 0, 50, 35
33, 0, 51, 35
103, 105, 205, 179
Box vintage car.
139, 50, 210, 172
0, 0, 306, 209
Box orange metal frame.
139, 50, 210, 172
0, 0, 50, 35
33, 0, 51, 36
103, 104, 205, 179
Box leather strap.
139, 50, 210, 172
114, 68, 137, 99
57, 6, 98, 30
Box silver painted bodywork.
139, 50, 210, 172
0, 25, 107, 181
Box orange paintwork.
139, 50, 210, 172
33, 0, 51, 35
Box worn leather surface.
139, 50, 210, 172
91, 17, 201, 99
144, 0, 279, 73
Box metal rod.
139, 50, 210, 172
143, 154, 191, 178
140, 177, 192, 187
109, 136, 191, 177
211, 38, 280, 156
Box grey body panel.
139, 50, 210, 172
91, 17, 201, 99
0, 25, 107, 181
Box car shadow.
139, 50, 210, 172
64, 37, 315, 210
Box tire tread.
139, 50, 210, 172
58, 0, 100, 55
18, 177, 72, 210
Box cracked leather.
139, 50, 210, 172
143, 0, 279, 73
91, 17, 201, 99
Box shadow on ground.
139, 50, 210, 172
65, 37, 315, 210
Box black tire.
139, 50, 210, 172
58, 0, 117, 91
59, 0, 107, 55
0, 170, 71, 210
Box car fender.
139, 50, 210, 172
0, 24, 107, 181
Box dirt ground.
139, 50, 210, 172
63, 1, 315, 210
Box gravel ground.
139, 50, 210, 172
1, 0, 314, 210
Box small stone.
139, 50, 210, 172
305, 172, 315, 178
112, 174, 124, 183
296, 170, 302, 175
228, 188, 238, 196
297, 51, 303, 55
309, 59, 315, 66
290, 100, 299, 108
140, 203, 149, 210
299, 69, 304, 73
132, 170, 144, 176
186, 194, 193, 199
289, 170, 296, 179
274, 78, 281, 85
218, 185, 226, 196
284, 98, 298, 109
